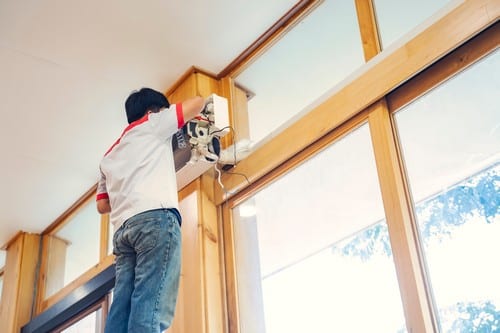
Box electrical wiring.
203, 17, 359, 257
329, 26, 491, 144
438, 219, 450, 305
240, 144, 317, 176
210, 125, 251, 195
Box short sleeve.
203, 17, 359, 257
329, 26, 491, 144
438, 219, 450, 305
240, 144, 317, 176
96, 169, 108, 201
149, 103, 184, 139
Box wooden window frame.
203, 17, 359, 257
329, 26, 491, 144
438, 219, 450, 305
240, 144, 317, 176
51, 295, 108, 333
36, 185, 114, 314
22, 265, 114, 333
0, 267, 4, 300
218, 1, 498, 332
214, 0, 497, 203
221, 112, 369, 333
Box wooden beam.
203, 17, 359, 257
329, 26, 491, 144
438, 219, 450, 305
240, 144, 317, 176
387, 21, 500, 111
221, 203, 239, 333
355, 0, 381, 61
368, 99, 438, 332
200, 174, 224, 333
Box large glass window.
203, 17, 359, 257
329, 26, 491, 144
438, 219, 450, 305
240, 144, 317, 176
232, 124, 407, 332
45, 197, 101, 298
234, 0, 364, 145
373, 0, 452, 49
394, 51, 500, 331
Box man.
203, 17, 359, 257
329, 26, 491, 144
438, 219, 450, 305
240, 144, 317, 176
96, 87, 204, 332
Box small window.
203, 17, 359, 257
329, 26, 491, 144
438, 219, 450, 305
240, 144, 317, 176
44, 197, 101, 298
52, 298, 107, 333
234, 0, 364, 145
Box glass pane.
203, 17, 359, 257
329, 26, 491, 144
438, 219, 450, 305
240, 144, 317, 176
45, 198, 101, 298
232, 124, 407, 332
374, 0, 452, 49
394, 51, 500, 331
59, 307, 103, 333
0, 250, 5, 267
235, 0, 364, 145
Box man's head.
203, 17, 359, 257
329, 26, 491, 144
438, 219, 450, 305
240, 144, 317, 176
125, 88, 170, 124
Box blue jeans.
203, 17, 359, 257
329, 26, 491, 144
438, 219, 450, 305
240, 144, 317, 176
105, 209, 182, 333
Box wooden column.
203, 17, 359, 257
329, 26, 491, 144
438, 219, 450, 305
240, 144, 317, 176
354, 0, 381, 61
200, 173, 224, 333
165, 68, 227, 333
0, 232, 41, 333
168, 181, 205, 333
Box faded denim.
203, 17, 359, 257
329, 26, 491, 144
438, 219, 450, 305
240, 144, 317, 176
105, 209, 182, 333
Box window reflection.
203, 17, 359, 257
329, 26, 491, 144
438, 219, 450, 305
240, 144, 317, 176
235, 0, 364, 145
394, 51, 500, 331
45, 197, 101, 298
232, 124, 407, 332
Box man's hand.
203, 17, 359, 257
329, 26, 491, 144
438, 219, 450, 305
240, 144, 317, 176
97, 199, 111, 214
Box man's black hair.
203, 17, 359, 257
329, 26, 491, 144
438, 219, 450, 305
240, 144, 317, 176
125, 88, 170, 124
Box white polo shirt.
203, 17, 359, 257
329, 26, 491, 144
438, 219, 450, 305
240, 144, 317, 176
97, 103, 185, 230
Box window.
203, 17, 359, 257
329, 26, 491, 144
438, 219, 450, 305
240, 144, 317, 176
44, 196, 101, 298
59, 309, 103, 333
394, 51, 500, 331
231, 124, 407, 332
52, 298, 107, 333
373, 0, 452, 49
234, 0, 364, 145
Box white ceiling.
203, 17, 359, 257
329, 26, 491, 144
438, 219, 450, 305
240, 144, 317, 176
0, 0, 298, 247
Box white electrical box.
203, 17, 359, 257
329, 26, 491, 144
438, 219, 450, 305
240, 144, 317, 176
173, 94, 229, 189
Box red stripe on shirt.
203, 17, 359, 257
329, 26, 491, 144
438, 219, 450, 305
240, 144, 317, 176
96, 192, 109, 201
104, 114, 150, 156
176, 103, 184, 129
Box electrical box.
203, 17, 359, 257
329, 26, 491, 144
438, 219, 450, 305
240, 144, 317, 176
172, 94, 229, 189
